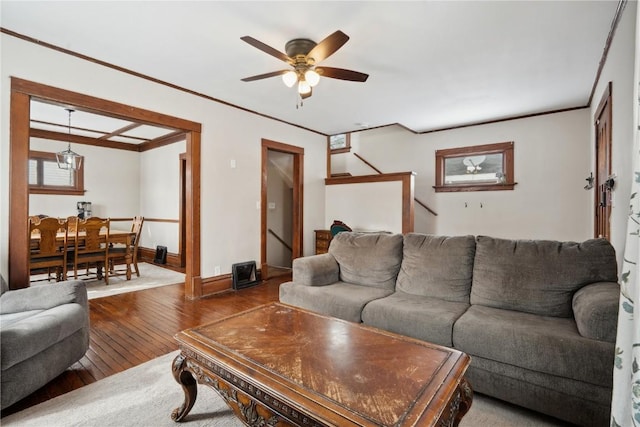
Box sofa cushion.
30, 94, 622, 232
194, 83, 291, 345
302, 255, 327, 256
453, 305, 614, 386
572, 282, 620, 342
397, 234, 475, 303
466, 356, 612, 427
1, 303, 87, 370
0, 309, 44, 327
470, 236, 618, 317
361, 291, 469, 347
329, 232, 403, 290
1, 328, 90, 410
279, 281, 394, 323
291, 253, 339, 287
0, 280, 88, 315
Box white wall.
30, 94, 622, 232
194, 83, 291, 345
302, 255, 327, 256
4, 6, 636, 279
29, 137, 186, 254
139, 141, 186, 253
1, 34, 327, 280
336, 109, 593, 242
590, 1, 637, 271
29, 137, 140, 219
325, 181, 403, 233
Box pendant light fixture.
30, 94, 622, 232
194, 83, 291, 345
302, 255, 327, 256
56, 108, 83, 170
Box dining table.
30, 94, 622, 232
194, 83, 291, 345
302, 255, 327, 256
30, 229, 137, 280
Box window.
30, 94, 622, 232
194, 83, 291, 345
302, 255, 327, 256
329, 133, 351, 153
434, 141, 515, 192
29, 150, 85, 195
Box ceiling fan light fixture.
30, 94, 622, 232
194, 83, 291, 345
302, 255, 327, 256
298, 80, 311, 95
304, 69, 320, 87
282, 70, 298, 87
240, 31, 368, 103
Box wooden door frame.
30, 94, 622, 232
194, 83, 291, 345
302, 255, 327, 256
261, 139, 303, 279
179, 153, 187, 268
594, 81, 613, 239
9, 78, 203, 299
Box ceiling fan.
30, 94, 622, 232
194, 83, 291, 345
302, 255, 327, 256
240, 30, 369, 100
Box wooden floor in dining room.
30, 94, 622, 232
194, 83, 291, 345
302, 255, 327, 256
1, 274, 289, 417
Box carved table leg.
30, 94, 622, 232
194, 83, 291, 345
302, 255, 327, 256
453, 378, 473, 426
171, 353, 198, 422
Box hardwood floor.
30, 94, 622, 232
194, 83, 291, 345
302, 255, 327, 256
1, 275, 288, 417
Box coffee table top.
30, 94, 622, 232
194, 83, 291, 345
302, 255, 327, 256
175, 302, 470, 426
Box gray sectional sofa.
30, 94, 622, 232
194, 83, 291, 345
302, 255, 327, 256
279, 232, 620, 427
0, 278, 90, 410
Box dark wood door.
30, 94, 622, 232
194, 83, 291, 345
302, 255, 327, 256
594, 82, 612, 240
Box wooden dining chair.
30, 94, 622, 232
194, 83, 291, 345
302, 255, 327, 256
66, 216, 79, 233
109, 216, 144, 277
29, 216, 68, 282
65, 215, 89, 275
71, 217, 111, 284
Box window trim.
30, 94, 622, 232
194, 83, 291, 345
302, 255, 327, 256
434, 141, 516, 192
29, 150, 85, 195
329, 133, 351, 154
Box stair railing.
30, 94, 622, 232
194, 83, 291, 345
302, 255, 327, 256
267, 229, 292, 252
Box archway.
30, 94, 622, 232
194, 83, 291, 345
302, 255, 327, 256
9, 78, 203, 298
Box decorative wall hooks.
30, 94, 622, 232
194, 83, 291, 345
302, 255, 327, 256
584, 172, 594, 190
605, 175, 616, 191
464, 202, 484, 208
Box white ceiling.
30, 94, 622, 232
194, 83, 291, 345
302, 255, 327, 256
29, 99, 179, 144
1, 1, 619, 136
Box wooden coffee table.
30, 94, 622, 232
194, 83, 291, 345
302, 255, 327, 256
172, 303, 472, 426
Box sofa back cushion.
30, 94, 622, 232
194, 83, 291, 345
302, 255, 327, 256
397, 234, 476, 303
329, 232, 403, 290
471, 236, 618, 317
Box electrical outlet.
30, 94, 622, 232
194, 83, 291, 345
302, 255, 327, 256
214, 266, 221, 276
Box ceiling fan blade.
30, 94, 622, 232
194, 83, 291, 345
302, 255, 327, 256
241, 36, 292, 63
316, 67, 369, 82
241, 70, 290, 82
307, 30, 349, 63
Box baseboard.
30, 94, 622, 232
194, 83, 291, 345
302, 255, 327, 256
201, 274, 234, 296
200, 268, 264, 297
138, 246, 181, 269
138, 247, 263, 297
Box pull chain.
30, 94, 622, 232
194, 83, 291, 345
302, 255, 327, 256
295, 93, 304, 109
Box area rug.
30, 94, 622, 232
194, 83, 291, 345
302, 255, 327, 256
32, 262, 185, 299
2, 351, 571, 427
84, 262, 185, 299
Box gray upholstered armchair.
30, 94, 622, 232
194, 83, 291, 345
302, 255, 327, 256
0, 277, 90, 410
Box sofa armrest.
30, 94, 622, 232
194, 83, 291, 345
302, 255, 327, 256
0, 280, 88, 315
572, 281, 619, 343
292, 253, 339, 286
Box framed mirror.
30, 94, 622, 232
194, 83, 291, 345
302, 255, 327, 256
434, 141, 515, 192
